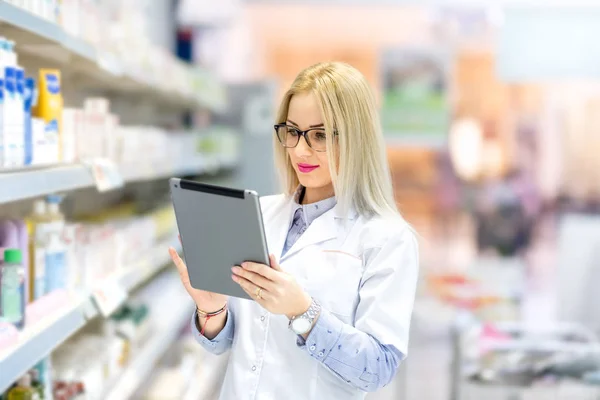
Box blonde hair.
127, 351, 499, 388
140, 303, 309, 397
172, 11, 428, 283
274, 62, 399, 218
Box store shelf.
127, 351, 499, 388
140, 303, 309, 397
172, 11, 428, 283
0, 2, 224, 111
0, 165, 94, 204
0, 296, 88, 393
0, 157, 235, 205
0, 238, 181, 393
385, 134, 447, 149
104, 290, 192, 400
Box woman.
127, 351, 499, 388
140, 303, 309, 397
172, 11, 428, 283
169, 62, 419, 399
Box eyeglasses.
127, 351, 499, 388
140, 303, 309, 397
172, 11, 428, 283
274, 123, 337, 152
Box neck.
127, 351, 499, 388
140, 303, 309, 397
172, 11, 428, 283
302, 185, 334, 204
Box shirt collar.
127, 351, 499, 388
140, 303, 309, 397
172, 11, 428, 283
292, 186, 337, 226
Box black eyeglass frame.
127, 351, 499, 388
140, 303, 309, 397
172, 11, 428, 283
274, 123, 338, 152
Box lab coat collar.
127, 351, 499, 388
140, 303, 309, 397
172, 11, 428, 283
277, 195, 359, 262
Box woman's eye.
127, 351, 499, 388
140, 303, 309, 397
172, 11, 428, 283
287, 128, 300, 136
314, 131, 327, 141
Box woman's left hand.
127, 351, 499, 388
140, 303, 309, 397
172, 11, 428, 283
232, 254, 311, 319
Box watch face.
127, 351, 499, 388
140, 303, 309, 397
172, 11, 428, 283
292, 317, 312, 334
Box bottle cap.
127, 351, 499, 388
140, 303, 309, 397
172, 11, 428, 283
4, 249, 22, 264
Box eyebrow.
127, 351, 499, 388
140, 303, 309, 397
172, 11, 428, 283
287, 120, 324, 129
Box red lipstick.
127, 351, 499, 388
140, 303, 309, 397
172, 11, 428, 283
298, 163, 319, 173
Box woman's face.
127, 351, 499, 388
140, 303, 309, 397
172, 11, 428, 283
285, 92, 334, 201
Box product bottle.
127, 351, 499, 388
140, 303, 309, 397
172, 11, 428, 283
14, 68, 25, 167
32, 358, 52, 400
32, 69, 63, 164
23, 77, 36, 166
6, 373, 40, 400
3, 40, 21, 168
12, 220, 30, 305
0, 77, 4, 167
0, 38, 7, 167
0, 220, 19, 319
0, 249, 25, 329
26, 201, 49, 301
28, 369, 45, 399
44, 196, 66, 293
3, 65, 16, 167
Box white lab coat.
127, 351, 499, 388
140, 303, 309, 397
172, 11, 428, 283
213, 194, 419, 400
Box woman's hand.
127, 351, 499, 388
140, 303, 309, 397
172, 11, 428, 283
169, 247, 227, 312
231, 254, 311, 319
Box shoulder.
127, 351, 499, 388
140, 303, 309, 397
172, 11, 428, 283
356, 213, 418, 252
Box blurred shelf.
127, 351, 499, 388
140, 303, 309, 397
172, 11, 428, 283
104, 282, 192, 400
0, 295, 88, 394
0, 156, 237, 204
385, 134, 447, 150
0, 238, 181, 393
0, 2, 225, 111
0, 164, 95, 204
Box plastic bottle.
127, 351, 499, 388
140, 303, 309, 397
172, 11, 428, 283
33, 69, 62, 164
26, 201, 49, 301
0, 74, 4, 168
0, 220, 20, 318
28, 368, 45, 399
12, 220, 30, 304
0, 249, 25, 329
13, 67, 25, 167
6, 373, 40, 400
23, 77, 37, 166
44, 195, 67, 293
32, 358, 52, 399
0, 37, 8, 167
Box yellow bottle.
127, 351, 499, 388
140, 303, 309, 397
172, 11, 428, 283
32, 69, 63, 163
6, 374, 40, 400
26, 201, 50, 303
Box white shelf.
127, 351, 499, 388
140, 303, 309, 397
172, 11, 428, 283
0, 2, 225, 111
0, 295, 88, 393
104, 288, 192, 400
0, 164, 95, 204
0, 157, 234, 205
0, 238, 180, 393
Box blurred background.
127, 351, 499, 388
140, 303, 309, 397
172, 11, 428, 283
1, 0, 600, 399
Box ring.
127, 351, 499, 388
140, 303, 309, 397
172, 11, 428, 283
256, 287, 263, 299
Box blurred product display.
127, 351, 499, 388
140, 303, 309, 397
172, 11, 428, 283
0, 0, 237, 398
2, 1, 600, 400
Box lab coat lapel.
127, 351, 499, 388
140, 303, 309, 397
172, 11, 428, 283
263, 196, 295, 260
280, 207, 339, 262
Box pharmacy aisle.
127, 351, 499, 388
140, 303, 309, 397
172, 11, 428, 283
0, 1, 236, 399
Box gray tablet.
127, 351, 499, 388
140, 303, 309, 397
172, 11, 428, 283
169, 178, 270, 300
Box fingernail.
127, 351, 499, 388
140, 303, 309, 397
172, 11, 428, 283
241, 262, 248, 268
231, 274, 238, 282
231, 266, 239, 273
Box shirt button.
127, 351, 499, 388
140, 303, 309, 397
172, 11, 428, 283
318, 352, 324, 357
260, 316, 265, 322
309, 345, 316, 351
252, 366, 257, 372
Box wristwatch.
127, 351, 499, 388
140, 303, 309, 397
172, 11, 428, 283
289, 298, 321, 335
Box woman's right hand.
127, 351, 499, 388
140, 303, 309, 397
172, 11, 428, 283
169, 247, 227, 312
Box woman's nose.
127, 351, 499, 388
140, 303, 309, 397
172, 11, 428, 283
294, 136, 313, 157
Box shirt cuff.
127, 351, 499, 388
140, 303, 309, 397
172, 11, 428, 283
190, 308, 233, 349
297, 308, 344, 361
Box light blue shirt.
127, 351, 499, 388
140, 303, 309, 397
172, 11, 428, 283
191, 190, 403, 392
282, 193, 337, 257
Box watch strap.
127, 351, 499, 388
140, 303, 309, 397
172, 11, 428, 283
289, 298, 321, 330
